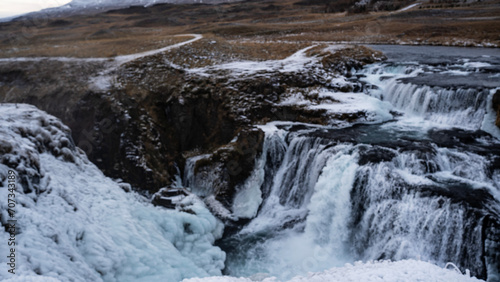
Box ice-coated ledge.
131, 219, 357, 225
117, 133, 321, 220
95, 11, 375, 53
182, 259, 484, 282
0, 103, 225, 282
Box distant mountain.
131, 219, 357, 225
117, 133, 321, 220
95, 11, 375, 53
13, 0, 238, 21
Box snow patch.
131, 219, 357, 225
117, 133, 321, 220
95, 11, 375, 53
0, 104, 225, 282
189, 45, 318, 77
398, 3, 420, 12
279, 88, 394, 127
182, 259, 483, 282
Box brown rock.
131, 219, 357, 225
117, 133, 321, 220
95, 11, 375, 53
493, 90, 500, 129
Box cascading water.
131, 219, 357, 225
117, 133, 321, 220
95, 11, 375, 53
359, 45, 500, 137
184, 45, 500, 281
218, 127, 361, 280
360, 64, 493, 130
217, 123, 500, 280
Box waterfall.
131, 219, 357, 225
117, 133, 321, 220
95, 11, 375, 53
360, 63, 492, 131
349, 147, 499, 277
183, 153, 215, 197
188, 48, 500, 281
383, 82, 489, 129
220, 127, 361, 280
218, 124, 500, 280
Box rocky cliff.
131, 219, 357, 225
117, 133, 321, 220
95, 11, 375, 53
0, 43, 385, 209
493, 89, 500, 129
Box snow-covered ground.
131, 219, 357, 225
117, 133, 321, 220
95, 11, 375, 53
0, 104, 225, 282
188, 45, 319, 78
89, 33, 202, 91
182, 259, 483, 282
280, 88, 394, 127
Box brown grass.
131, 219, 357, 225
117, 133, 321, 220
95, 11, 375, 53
160, 34, 311, 68
0, 0, 499, 60
0, 29, 190, 58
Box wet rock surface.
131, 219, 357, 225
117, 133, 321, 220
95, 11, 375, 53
494, 90, 500, 129
0, 45, 384, 207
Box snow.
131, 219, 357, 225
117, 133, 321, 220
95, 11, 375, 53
88, 34, 202, 91
189, 45, 318, 77
0, 104, 225, 282
204, 195, 238, 221
312, 89, 394, 123
398, 3, 420, 12
182, 259, 483, 282
114, 34, 202, 66
279, 88, 394, 127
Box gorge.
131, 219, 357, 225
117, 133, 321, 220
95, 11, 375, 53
0, 38, 499, 281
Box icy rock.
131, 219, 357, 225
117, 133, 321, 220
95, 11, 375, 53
493, 90, 500, 128
0, 103, 226, 281
152, 186, 191, 209
182, 259, 484, 282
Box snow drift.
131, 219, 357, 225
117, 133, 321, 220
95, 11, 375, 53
0, 104, 225, 282
182, 259, 483, 282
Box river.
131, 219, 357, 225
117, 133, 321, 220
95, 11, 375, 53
197, 45, 500, 281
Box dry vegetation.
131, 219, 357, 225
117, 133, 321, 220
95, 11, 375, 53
0, 0, 499, 60
0, 29, 190, 58
160, 34, 310, 68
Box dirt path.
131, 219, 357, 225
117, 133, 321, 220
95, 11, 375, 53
0, 34, 203, 65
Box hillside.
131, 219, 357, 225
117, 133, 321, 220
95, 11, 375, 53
0, 0, 499, 59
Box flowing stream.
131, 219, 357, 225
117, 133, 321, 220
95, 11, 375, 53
186, 45, 500, 281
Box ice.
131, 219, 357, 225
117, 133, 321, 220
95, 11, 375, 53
0, 104, 225, 282
481, 88, 500, 140
279, 88, 394, 127
183, 259, 483, 282
204, 195, 237, 221
312, 89, 394, 124
232, 149, 266, 219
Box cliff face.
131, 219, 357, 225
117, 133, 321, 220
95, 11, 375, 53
0, 44, 385, 208
493, 90, 500, 129
0, 104, 227, 280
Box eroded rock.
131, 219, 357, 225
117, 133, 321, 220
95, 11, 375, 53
493, 90, 500, 129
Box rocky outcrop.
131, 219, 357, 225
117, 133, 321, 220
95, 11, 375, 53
493, 90, 500, 129
0, 104, 84, 195
0, 44, 385, 210
483, 215, 500, 280
185, 128, 265, 206
320, 46, 387, 75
